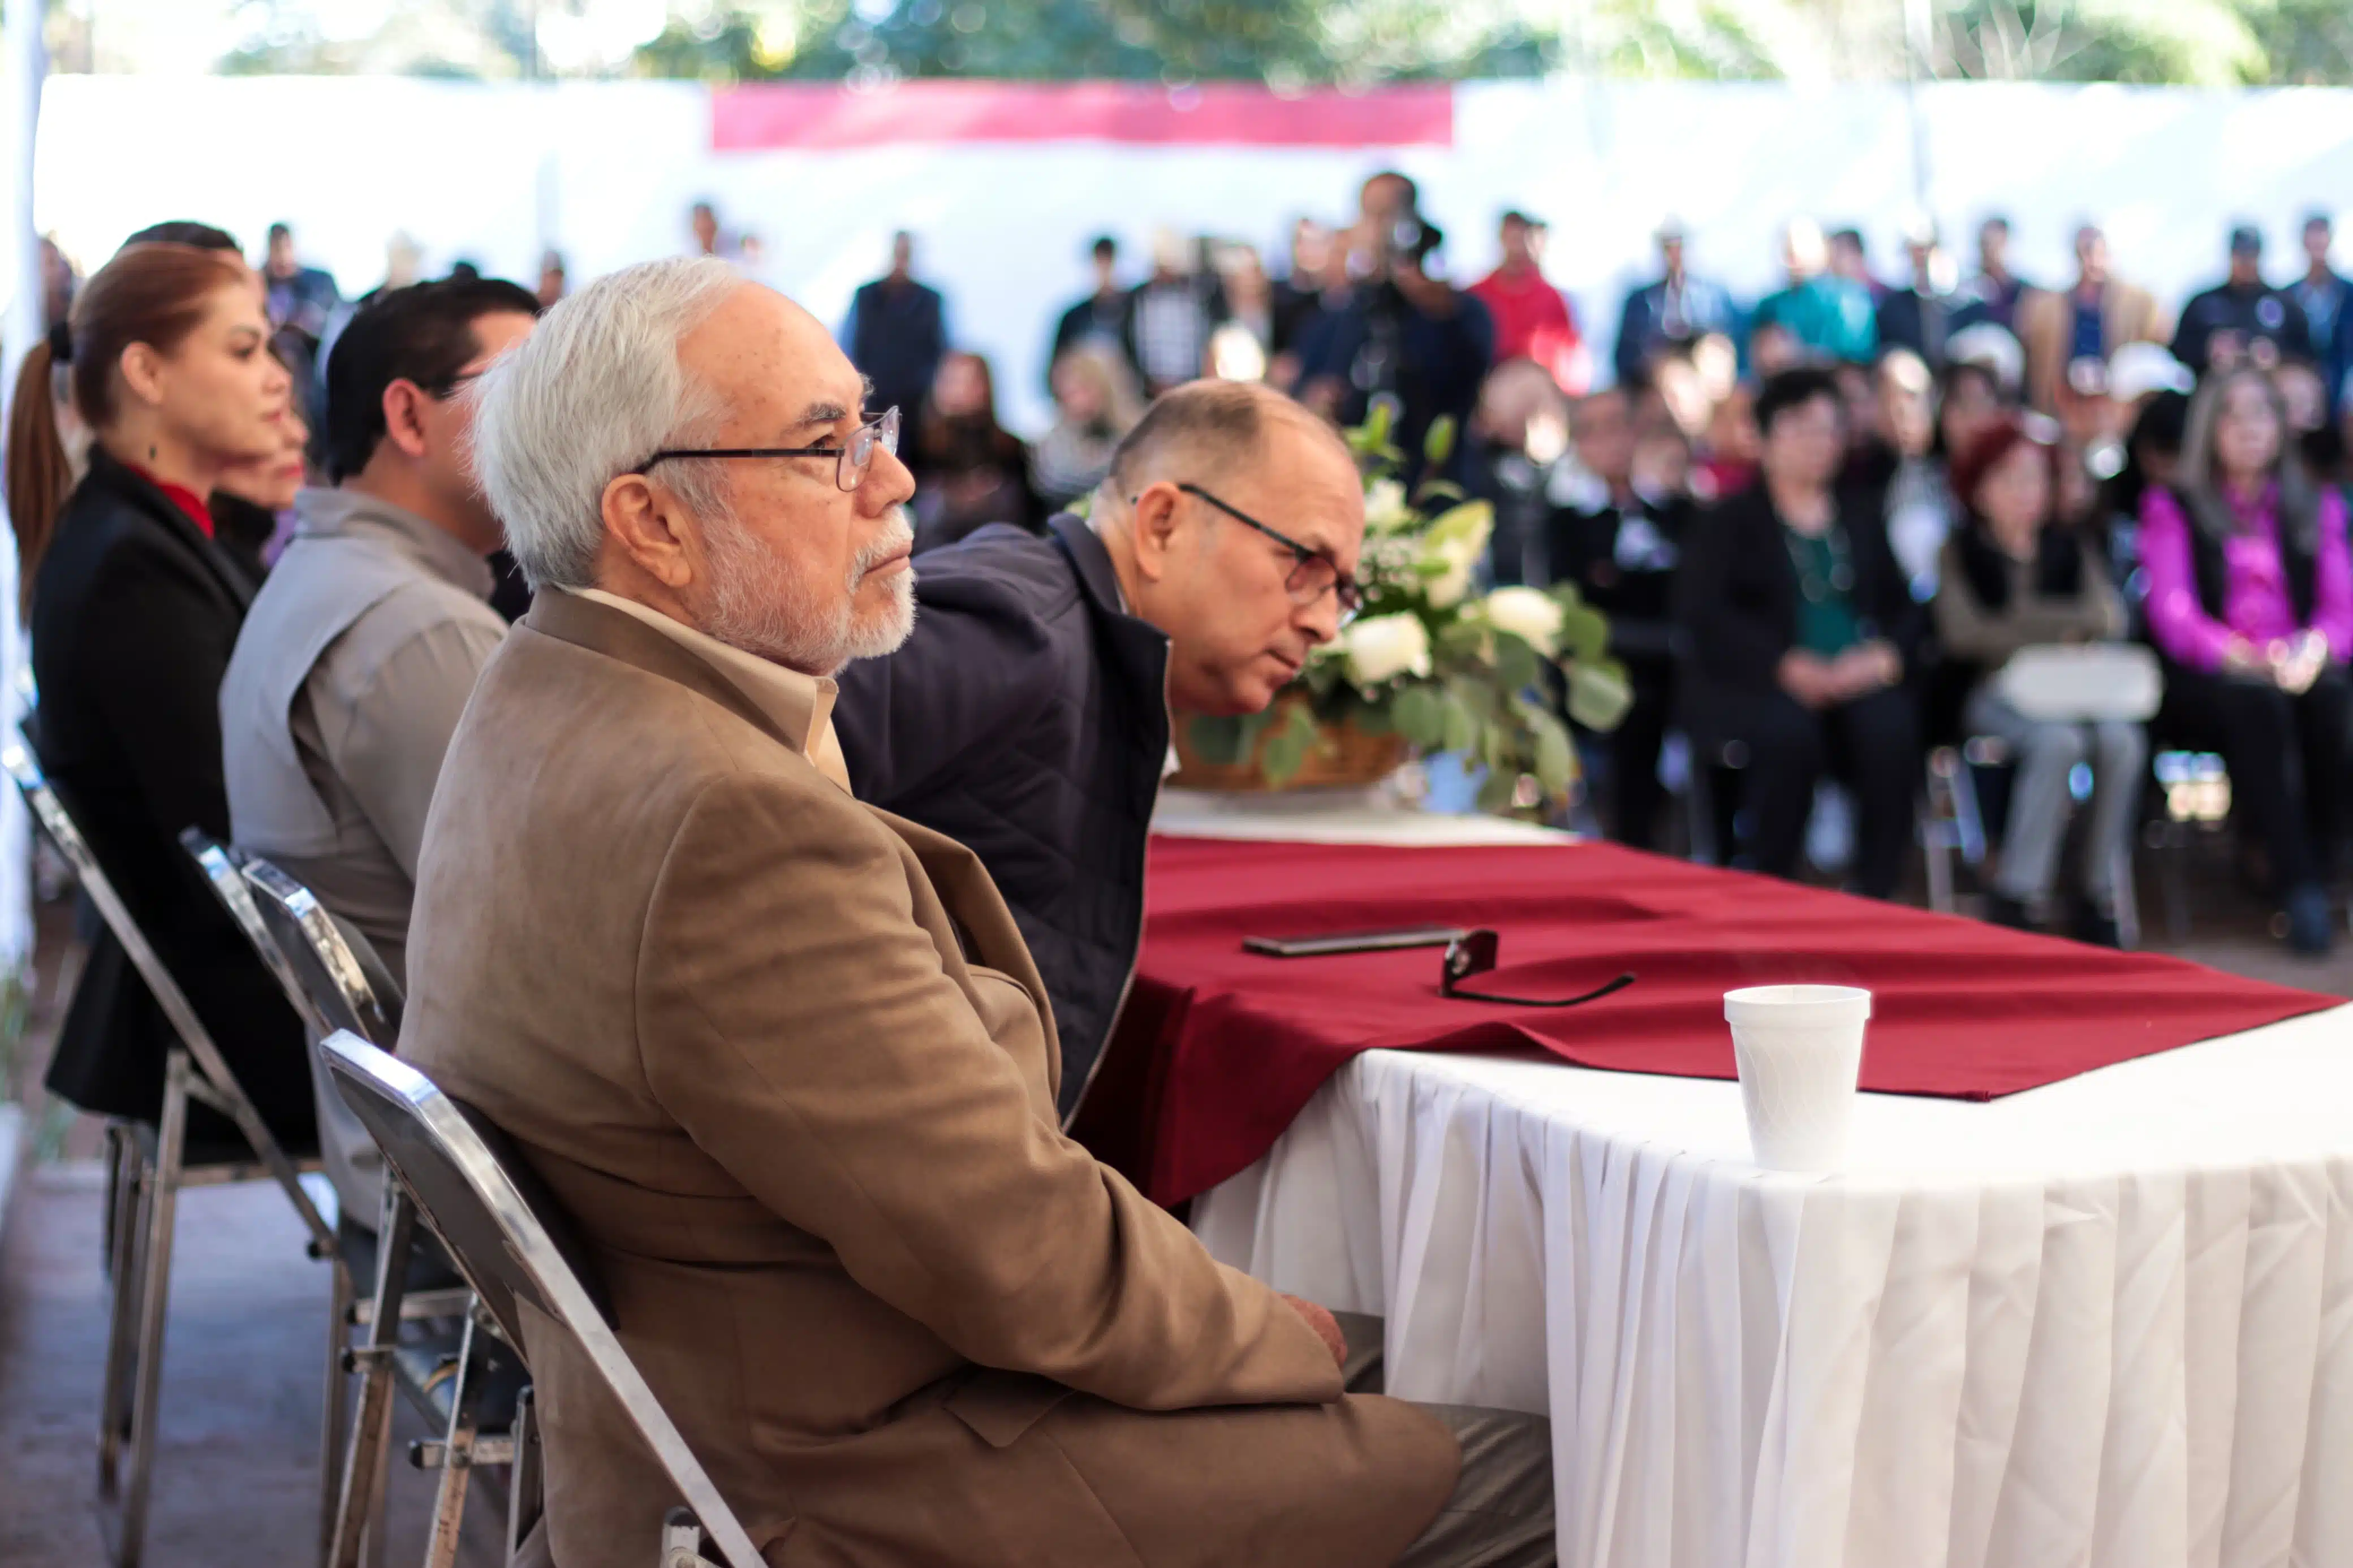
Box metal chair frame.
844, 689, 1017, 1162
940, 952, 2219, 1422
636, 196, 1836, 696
3, 738, 334, 1568
1921, 738, 2143, 947
230, 850, 527, 1568
186, 836, 490, 1566
322, 1030, 763, 1568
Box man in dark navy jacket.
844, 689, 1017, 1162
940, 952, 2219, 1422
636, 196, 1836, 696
833, 381, 1364, 1119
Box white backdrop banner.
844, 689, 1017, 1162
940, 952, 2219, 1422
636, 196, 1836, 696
30, 75, 2353, 431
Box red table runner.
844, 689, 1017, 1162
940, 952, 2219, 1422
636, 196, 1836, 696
1075, 836, 2343, 1206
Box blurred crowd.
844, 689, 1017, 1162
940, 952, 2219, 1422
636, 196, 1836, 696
29, 172, 2353, 956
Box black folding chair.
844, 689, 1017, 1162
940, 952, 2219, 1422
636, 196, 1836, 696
321, 1030, 763, 1567
3, 739, 335, 1568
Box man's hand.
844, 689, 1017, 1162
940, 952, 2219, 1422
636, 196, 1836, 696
1778, 650, 1837, 710
1825, 640, 1901, 700
1280, 1293, 1348, 1370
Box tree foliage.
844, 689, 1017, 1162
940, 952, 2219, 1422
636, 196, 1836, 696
199, 0, 2353, 85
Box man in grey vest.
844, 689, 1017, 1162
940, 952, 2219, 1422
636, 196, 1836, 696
221, 275, 536, 1220
222, 275, 538, 987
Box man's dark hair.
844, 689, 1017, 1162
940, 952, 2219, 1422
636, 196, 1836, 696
322, 276, 541, 482
1500, 209, 1535, 230
1754, 366, 1845, 435
267, 222, 292, 245
1828, 226, 1865, 252
1981, 214, 2011, 237
1090, 235, 1118, 260
122, 221, 240, 254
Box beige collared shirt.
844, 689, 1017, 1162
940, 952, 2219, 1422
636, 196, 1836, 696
571, 588, 853, 792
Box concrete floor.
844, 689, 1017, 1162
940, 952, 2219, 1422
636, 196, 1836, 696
1, 836, 2350, 1566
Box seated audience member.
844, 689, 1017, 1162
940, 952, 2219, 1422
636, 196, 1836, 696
1464, 356, 1570, 588
1547, 385, 1696, 850
1934, 356, 2010, 465
219, 276, 540, 991
1943, 321, 2027, 407
1933, 418, 2140, 944
1028, 342, 1144, 511
1693, 382, 1761, 502
210, 400, 308, 580
1677, 367, 1924, 899
834, 379, 1365, 1117
415, 258, 1546, 1567
2142, 367, 2353, 954
909, 349, 1040, 551
1854, 348, 1955, 598
3, 240, 314, 1146
2101, 387, 2192, 622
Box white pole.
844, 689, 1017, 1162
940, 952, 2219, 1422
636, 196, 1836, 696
0, 0, 44, 975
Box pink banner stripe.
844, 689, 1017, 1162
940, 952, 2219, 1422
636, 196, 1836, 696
711, 80, 1454, 150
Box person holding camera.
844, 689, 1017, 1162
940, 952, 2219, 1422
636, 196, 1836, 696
1291, 172, 1494, 485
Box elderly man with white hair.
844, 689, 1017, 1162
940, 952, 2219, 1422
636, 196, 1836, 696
399, 257, 1554, 1566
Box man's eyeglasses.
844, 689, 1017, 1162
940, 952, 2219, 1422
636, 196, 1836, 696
631, 406, 902, 493
1175, 482, 1361, 625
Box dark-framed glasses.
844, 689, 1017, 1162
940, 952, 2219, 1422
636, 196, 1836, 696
631, 405, 901, 493
1175, 481, 1362, 625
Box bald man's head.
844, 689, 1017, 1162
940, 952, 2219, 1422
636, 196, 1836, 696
1104, 379, 1354, 504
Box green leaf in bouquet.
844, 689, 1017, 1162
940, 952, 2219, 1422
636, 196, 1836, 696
1475, 767, 1519, 814
1448, 675, 1499, 722
1186, 712, 1252, 765
1421, 498, 1495, 555
1492, 630, 1541, 694
1434, 617, 1489, 666
1440, 690, 1479, 755
1421, 413, 1456, 471
1565, 659, 1635, 732
1363, 396, 1397, 454
1529, 707, 1579, 797
1557, 602, 1610, 666
1351, 699, 1396, 737
1390, 683, 1445, 748
1260, 725, 1311, 785
1415, 481, 1466, 505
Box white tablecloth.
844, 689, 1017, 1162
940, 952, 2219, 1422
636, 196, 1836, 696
1169, 795, 2353, 1568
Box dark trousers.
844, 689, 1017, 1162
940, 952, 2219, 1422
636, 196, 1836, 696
1705, 683, 1921, 900
2161, 664, 2352, 893
1604, 663, 1674, 852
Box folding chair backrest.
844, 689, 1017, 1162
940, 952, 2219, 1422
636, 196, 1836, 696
6, 738, 225, 1086
320, 1031, 764, 1568
181, 831, 321, 1034
240, 857, 400, 1048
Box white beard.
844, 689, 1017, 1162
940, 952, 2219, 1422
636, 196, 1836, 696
698, 507, 916, 675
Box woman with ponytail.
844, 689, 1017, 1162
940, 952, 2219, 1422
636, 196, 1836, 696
3, 239, 315, 1146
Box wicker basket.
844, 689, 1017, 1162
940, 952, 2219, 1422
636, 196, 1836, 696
1167, 700, 1408, 792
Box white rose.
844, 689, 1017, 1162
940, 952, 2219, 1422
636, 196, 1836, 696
1363, 478, 1413, 534
1343, 613, 1433, 687
1482, 586, 1566, 656
1424, 538, 1481, 608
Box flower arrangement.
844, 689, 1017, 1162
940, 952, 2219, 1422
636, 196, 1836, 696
1184, 403, 1631, 813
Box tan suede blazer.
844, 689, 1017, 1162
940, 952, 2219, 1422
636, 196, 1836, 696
398, 590, 1456, 1567
2015, 281, 2171, 411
